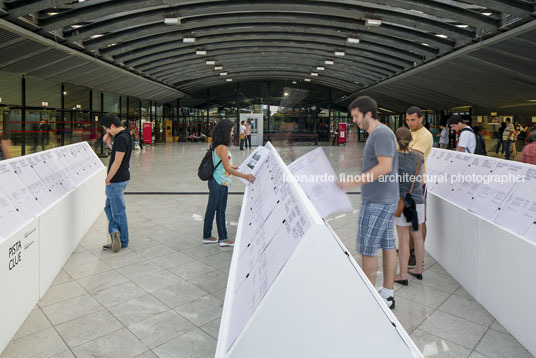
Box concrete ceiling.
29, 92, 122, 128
0, 0, 535, 109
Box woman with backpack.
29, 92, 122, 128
203, 119, 255, 247
394, 127, 425, 286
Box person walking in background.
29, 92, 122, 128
338, 96, 399, 309
405, 106, 432, 269
448, 116, 476, 154
203, 119, 255, 247
245, 120, 252, 149
239, 120, 246, 150
0, 139, 12, 160
394, 127, 425, 286
502, 118, 514, 160
495, 122, 506, 155
101, 114, 133, 253
521, 130, 536, 165
437, 124, 449, 149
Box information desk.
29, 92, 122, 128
0, 142, 105, 354
426, 148, 536, 356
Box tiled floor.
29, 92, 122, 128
2, 137, 533, 358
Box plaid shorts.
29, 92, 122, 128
357, 201, 397, 256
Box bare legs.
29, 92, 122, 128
395, 224, 424, 280
362, 249, 397, 290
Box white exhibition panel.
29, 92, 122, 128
217, 142, 421, 358
0, 221, 39, 354
426, 148, 536, 356
0, 142, 105, 355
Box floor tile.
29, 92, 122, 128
474, 328, 533, 358
152, 280, 208, 308
174, 295, 223, 326
128, 310, 196, 349
42, 294, 103, 325
90, 281, 146, 306
71, 328, 147, 358
63, 260, 112, 280
200, 252, 233, 270
134, 351, 158, 358
395, 281, 451, 309
410, 329, 472, 358
49, 350, 75, 358
188, 270, 228, 294
425, 263, 451, 277
418, 270, 460, 294
102, 251, 146, 269
453, 286, 475, 300
168, 260, 217, 280
392, 296, 435, 334
438, 294, 494, 327
136, 245, 177, 260
50, 270, 74, 287
39, 281, 86, 307
116, 261, 163, 280
55, 309, 122, 348
418, 311, 488, 350
130, 270, 181, 293
490, 320, 509, 334
63, 251, 99, 269
182, 245, 225, 259
200, 318, 221, 340
108, 294, 169, 326
152, 328, 217, 358
76, 270, 129, 291
1, 327, 68, 358
152, 251, 195, 269
13, 308, 52, 340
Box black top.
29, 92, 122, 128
108, 129, 132, 183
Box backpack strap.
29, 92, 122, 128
211, 145, 222, 170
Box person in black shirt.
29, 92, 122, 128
101, 114, 132, 252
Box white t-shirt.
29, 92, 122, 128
240, 125, 246, 134
458, 127, 476, 153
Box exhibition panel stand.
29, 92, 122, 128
0, 142, 105, 354
216, 143, 421, 358
426, 148, 536, 356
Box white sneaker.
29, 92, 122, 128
203, 237, 218, 244
219, 240, 234, 247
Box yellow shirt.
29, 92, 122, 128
409, 127, 433, 181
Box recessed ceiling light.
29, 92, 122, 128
48, 12, 59, 16
334, 51, 345, 56
0, 98, 2, 103
482, 12, 492, 16
304, 78, 311, 82
214, 66, 223, 70
284, 92, 289, 96
311, 72, 319, 76
42, 101, 48, 107
347, 38, 360, 44
164, 18, 180, 25
410, 10, 423, 14
106, 43, 117, 47
183, 37, 195, 43
292, 81, 297, 84
220, 72, 227, 76
436, 34, 448, 39
90, 34, 103, 39
316, 66, 325, 71
421, 43, 430, 47
456, 24, 469, 28
325, 60, 334, 65
205, 60, 215, 65
529, 99, 536, 102
195, 50, 206, 55
71, 24, 83, 29
366, 19, 382, 26
226, 78, 233, 82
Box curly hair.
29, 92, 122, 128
211, 119, 234, 147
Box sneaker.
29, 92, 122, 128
219, 240, 234, 247
203, 237, 218, 244
111, 232, 121, 253
383, 296, 395, 310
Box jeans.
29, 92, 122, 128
104, 181, 129, 247
203, 178, 228, 241
504, 140, 512, 160
495, 138, 504, 154
240, 138, 244, 150
246, 135, 252, 148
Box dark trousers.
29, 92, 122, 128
504, 140, 512, 160
240, 138, 245, 150
246, 135, 252, 148
495, 138, 504, 154
203, 178, 229, 241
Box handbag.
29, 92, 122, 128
395, 152, 421, 217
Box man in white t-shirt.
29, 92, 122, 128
447, 115, 476, 153
239, 121, 246, 150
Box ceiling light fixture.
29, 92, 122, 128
347, 37, 360, 44
183, 37, 195, 43
90, 34, 103, 39
195, 50, 207, 55
311, 72, 319, 76
316, 66, 325, 71
164, 18, 180, 25
436, 34, 448, 39
292, 81, 297, 84
325, 60, 334, 65
456, 24, 469, 28
226, 78, 233, 82
284, 92, 289, 96
48, 12, 59, 16
482, 12, 492, 16
365, 18, 382, 26
42, 101, 49, 107
220, 72, 227, 76
205, 60, 215, 65
71, 24, 83, 29
214, 66, 223, 70
334, 51, 345, 56
304, 78, 311, 82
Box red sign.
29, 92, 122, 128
142, 122, 152, 144
338, 123, 347, 144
